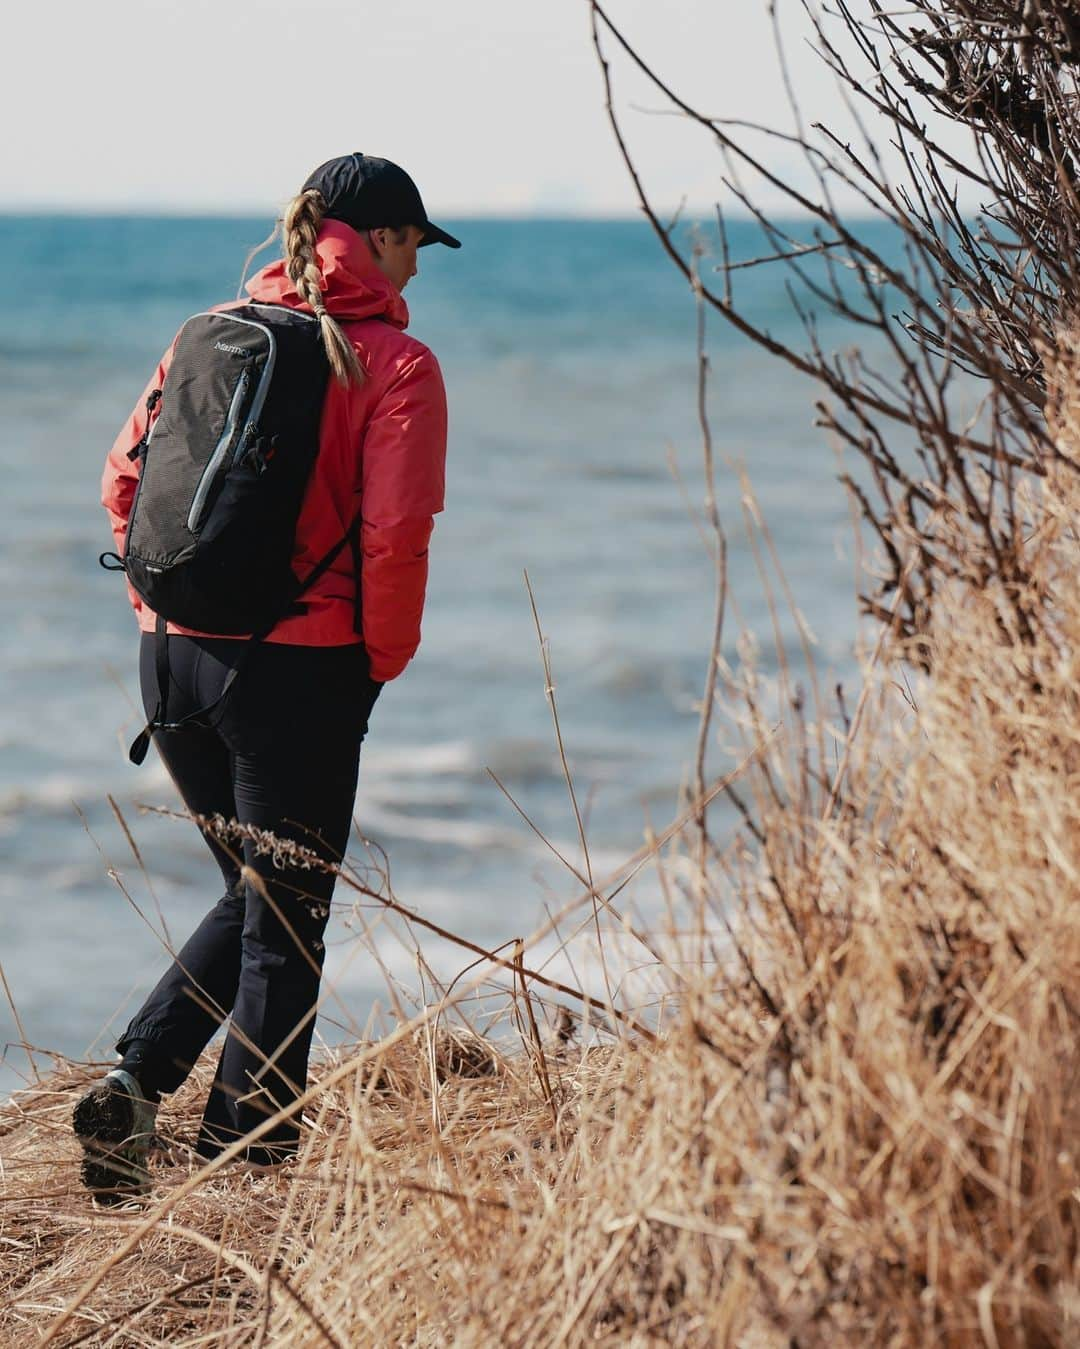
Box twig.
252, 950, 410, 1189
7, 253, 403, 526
523, 570, 617, 1021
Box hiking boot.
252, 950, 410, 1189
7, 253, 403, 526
72, 1069, 158, 1203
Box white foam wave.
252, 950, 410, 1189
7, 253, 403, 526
359, 739, 477, 779
352, 801, 521, 852
0, 761, 174, 816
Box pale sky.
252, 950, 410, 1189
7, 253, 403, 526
1, 0, 968, 217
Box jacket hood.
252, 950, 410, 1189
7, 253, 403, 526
245, 219, 410, 329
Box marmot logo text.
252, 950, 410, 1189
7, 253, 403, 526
214, 341, 252, 357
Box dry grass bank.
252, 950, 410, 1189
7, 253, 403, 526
4, 442, 1079, 1345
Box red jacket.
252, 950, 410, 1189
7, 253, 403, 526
101, 220, 447, 683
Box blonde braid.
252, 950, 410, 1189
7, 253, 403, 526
283, 189, 365, 387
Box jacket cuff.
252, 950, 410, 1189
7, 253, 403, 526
367, 652, 410, 682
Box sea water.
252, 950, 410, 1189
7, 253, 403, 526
0, 215, 887, 1089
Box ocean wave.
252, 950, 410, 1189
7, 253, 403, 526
0, 762, 173, 817
358, 739, 476, 779
352, 801, 522, 852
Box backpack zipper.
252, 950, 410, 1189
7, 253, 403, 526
246, 303, 319, 323
187, 368, 250, 532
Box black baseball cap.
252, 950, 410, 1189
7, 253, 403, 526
302, 152, 461, 249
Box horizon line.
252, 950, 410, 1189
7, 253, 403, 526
0, 204, 892, 223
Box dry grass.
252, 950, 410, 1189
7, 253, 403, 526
5, 381, 1080, 1348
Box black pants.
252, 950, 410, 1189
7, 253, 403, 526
119, 633, 380, 1163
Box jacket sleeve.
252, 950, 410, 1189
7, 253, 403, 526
359, 348, 447, 682
101, 346, 173, 619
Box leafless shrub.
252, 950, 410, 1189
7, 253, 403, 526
591, 0, 1080, 651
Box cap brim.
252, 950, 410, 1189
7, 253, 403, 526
419, 221, 462, 249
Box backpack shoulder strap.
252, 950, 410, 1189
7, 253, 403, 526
128, 614, 170, 765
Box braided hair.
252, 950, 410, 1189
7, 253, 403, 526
282, 188, 365, 387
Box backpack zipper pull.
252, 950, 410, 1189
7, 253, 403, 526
233, 421, 260, 465
127, 389, 163, 462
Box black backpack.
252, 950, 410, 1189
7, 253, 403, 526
101, 303, 358, 763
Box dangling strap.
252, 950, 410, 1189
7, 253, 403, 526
127, 512, 363, 766
128, 614, 170, 765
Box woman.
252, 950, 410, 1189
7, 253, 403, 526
75, 152, 458, 1198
